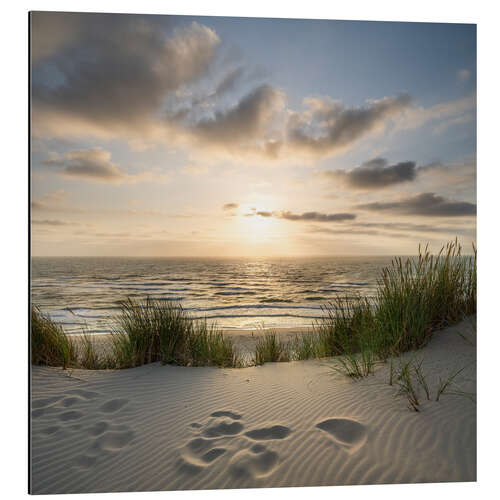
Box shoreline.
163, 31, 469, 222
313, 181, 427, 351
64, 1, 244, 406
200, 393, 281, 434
70, 326, 315, 362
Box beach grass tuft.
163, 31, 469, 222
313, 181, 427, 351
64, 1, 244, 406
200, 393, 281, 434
374, 240, 476, 358
31, 306, 78, 369
255, 331, 291, 365
111, 297, 241, 369
317, 240, 476, 377
78, 332, 117, 370
394, 359, 421, 412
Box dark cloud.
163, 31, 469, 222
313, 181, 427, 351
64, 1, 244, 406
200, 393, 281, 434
42, 148, 164, 184
32, 219, 76, 226
59, 149, 125, 182
287, 94, 412, 157
324, 158, 417, 189
190, 85, 285, 144
32, 12, 220, 136
357, 192, 476, 217
355, 221, 475, 234
31, 13, 418, 162
280, 211, 356, 222
222, 202, 239, 210
250, 210, 356, 222
308, 226, 388, 237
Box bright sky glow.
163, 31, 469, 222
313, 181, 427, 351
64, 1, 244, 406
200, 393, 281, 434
30, 12, 476, 256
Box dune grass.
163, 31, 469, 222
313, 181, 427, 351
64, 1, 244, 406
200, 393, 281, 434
78, 332, 117, 370
31, 306, 78, 369
293, 240, 476, 376
31, 240, 475, 371
373, 240, 476, 358
31, 299, 241, 369
255, 331, 291, 365
110, 297, 241, 369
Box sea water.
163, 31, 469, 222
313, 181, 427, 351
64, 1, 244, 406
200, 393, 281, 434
31, 256, 392, 335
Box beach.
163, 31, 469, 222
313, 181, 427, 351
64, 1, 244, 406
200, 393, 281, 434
30, 317, 476, 494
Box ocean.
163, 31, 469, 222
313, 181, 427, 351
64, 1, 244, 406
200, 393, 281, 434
31, 256, 393, 335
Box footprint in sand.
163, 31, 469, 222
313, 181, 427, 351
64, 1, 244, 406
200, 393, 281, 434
86, 421, 110, 437
73, 425, 135, 469
58, 410, 84, 422
31, 408, 46, 419
179, 410, 243, 473
32, 396, 61, 409
92, 429, 135, 452
209, 410, 242, 420
40, 425, 60, 436
66, 389, 100, 400
315, 418, 367, 452
60, 396, 86, 408
229, 444, 279, 479
202, 420, 244, 438
179, 410, 290, 479
244, 425, 291, 441
99, 398, 129, 413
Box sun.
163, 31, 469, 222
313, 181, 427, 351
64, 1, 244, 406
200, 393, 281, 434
228, 203, 282, 245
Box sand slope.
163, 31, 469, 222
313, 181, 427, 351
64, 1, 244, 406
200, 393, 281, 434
30, 318, 476, 494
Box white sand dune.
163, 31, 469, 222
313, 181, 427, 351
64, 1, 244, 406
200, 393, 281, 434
30, 317, 476, 494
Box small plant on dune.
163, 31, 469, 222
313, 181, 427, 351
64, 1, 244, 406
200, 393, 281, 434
78, 332, 117, 370
290, 332, 320, 360
332, 348, 376, 379
435, 366, 467, 402
31, 306, 77, 369
183, 320, 242, 368
394, 359, 420, 412
388, 358, 394, 386
413, 358, 430, 400
388, 357, 473, 411
255, 331, 291, 365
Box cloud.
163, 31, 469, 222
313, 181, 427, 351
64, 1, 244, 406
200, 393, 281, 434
32, 13, 220, 138
222, 202, 239, 210
307, 219, 475, 240
323, 158, 417, 189
186, 85, 286, 150
213, 67, 244, 96
31, 189, 67, 211
457, 69, 471, 82
42, 148, 166, 184
249, 210, 356, 222
286, 94, 412, 157
31, 13, 475, 164
280, 211, 356, 222
307, 226, 387, 237
417, 158, 476, 187
432, 113, 475, 135
396, 95, 476, 133
357, 192, 476, 217
31, 219, 77, 226
355, 221, 475, 235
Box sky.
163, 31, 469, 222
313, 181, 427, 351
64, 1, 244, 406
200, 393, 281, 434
30, 12, 476, 257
